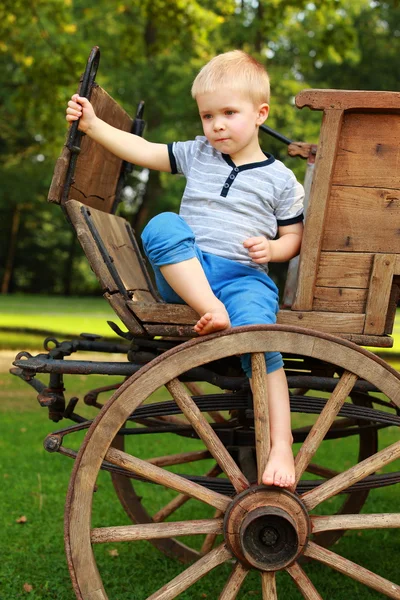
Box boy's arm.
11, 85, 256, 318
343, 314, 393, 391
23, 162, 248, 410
66, 95, 171, 172
244, 222, 303, 264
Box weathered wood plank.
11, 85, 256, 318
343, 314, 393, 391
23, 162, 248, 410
129, 301, 198, 324
296, 89, 400, 112
313, 287, 367, 313
277, 310, 365, 334
316, 252, 373, 288
293, 109, 344, 310
89, 208, 151, 292
322, 186, 400, 253
332, 112, 400, 189
49, 85, 132, 211
364, 254, 396, 334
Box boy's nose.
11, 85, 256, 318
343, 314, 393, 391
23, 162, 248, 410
213, 119, 225, 131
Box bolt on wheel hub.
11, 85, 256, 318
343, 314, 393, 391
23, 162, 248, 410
224, 485, 310, 571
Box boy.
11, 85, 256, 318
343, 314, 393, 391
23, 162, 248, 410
66, 50, 304, 489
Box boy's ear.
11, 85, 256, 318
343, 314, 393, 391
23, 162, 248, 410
257, 103, 270, 125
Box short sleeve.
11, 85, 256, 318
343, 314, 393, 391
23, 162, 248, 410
275, 174, 304, 226
168, 139, 198, 176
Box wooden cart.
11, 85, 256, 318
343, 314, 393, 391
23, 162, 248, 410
13, 47, 400, 599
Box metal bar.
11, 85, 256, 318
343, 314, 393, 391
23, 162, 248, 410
260, 123, 293, 145
82, 206, 130, 299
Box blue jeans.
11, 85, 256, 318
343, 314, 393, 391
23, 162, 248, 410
141, 213, 283, 376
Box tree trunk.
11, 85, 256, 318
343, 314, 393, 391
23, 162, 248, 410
1, 204, 21, 294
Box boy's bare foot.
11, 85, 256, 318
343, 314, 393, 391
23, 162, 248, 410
262, 442, 295, 489
193, 305, 230, 335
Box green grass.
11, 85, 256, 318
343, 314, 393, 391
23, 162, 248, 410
1, 294, 400, 598
0, 294, 124, 349
1, 372, 400, 599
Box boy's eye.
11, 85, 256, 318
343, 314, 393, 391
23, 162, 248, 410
202, 114, 212, 120
225, 110, 236, 115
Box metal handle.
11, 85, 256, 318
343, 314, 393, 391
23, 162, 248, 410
67, 46, 101, 151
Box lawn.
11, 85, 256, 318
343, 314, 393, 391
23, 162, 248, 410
1, 294, 399, 599
0, 294, 125, 350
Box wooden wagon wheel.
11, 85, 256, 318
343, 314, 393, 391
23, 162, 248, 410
109, 365, 379, 560
66, 326, 400, 600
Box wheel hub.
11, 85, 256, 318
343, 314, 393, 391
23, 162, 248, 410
224, 485, 310, 571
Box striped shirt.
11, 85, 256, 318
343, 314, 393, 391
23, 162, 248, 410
168, 136, 304, 272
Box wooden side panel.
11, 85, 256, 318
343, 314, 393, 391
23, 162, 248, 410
49, 86, 132, 212
312, 287, 367, 313
364, 254, 396, 334
277, 310, 365, 334
322, 186, 400, 253
332, 113, 400, 189
316, 253, 373, 288
129, 301, 198, 324
292, 109, 344, 310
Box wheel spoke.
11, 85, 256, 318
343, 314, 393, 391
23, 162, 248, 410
251, 353, 270, 484
154, 464, 222, 523
201, 509, 224, 555
304, 541, 400, 599
261, 572, 277, 599
146, 449, 211, 467
153, 493, 191, 522
294, 371, 358, 485
184, 381, 228, 423
146, 543, 232, 600
219, 562, 249, 599
105, 446, 230, 511
311, 513, 400, 533
286, 562, 322, 600
166, 378, 249, 493
301, 439, 400, 510
91, 518, 224, 544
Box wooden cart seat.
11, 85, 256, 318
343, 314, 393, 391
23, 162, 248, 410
54, 82, 400, 346
65, 199, 199, 337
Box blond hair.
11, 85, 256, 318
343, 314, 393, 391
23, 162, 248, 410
191, 50, 270, 105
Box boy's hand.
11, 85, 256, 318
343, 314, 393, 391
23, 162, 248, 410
243, 236, 272, 264
66, 94, 96, 133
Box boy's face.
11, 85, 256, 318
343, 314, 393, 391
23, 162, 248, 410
196, 90, 269, 163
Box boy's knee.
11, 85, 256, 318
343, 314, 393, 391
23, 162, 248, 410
141, 212, 197, 266
141, 212, 180, 249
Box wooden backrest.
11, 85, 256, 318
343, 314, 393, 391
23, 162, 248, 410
48, 85, 133, 213
289, 90, 400, 341
65, 199, 198, 337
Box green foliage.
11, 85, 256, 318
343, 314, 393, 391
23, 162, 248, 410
1, 0, 399, 294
